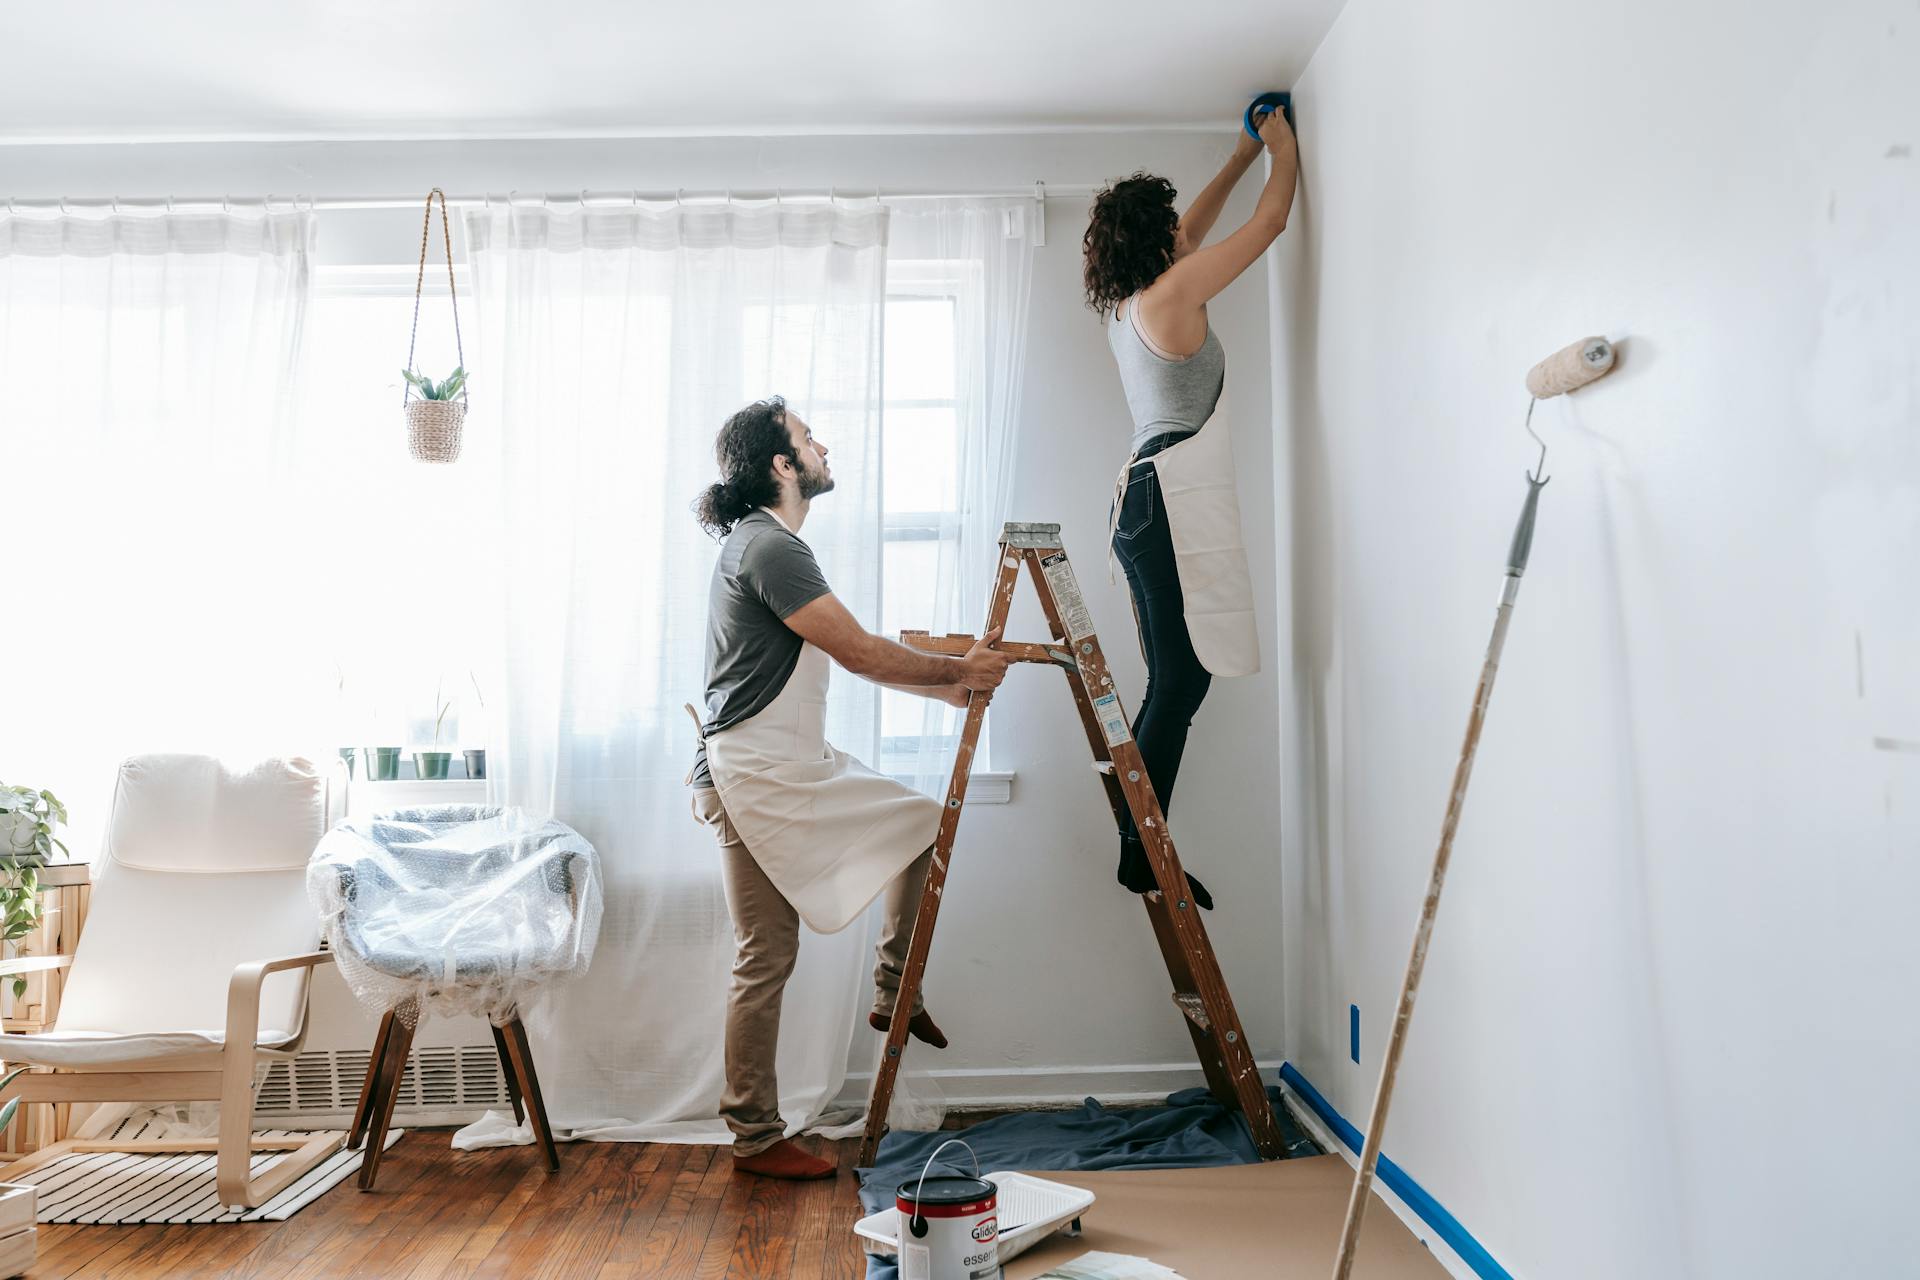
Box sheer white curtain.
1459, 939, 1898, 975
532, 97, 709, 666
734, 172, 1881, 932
885, 199, 1038, 794
0, 204, 316, 856
461, 196, 888, 1144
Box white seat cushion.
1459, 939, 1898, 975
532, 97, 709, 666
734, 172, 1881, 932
0, 1025, 299, 1069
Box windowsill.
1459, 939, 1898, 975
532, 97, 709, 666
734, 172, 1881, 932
346, 777, 487, 815
883, 769, 1014, 805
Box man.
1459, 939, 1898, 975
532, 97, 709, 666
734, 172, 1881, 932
688, 396, 1009, 1180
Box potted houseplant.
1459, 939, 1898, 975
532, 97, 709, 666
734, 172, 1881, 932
0, 784, 63, 1002
402, 365, 467, 464
463, 671, 487, 780
414, 679, 456, 781
337, 664, 403, 782
363, 696, 405, 781
364, 746, 403, 782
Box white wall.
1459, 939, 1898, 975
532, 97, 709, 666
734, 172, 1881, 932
2, 130, 1286, 1103
1274, 2, 1919, 1277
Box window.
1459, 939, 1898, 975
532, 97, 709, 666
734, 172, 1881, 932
301, 260, 995, 783
878, 261, 988, 777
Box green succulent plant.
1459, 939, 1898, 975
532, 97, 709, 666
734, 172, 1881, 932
402, 366, 467, 401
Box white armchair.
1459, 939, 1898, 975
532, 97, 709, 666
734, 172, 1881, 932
0, 753, 342, 1209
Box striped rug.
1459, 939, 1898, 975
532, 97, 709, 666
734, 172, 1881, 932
17, 1121, 403, 1224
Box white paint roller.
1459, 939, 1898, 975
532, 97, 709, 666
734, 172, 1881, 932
1525, 335, 1615, 398
1331, 333, 1619, 1280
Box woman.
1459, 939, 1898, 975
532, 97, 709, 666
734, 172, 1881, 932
1084, 107, 1298, 909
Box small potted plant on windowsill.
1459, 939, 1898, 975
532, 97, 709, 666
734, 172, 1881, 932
463, 671, 488, 780
414, 680, 456, 781
363, 698, 405, 782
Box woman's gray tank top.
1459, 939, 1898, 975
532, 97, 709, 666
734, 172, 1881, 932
1108, 295, 1226, 454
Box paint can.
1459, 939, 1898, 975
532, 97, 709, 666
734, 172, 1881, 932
896, 1138, 1000, 1280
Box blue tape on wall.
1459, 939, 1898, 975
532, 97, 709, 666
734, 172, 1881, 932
1279, 1063, 1513, 1280
1350, 1005, 1361, 1063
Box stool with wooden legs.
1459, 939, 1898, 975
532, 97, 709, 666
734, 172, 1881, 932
346, 1001, 559, 1190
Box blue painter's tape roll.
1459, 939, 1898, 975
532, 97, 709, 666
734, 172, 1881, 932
1243, 91, 1293, 139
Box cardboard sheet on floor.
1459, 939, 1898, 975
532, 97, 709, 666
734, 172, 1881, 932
1005, 1156, 1449, 1279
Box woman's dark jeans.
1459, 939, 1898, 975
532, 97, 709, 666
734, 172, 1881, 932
1111, 432, 1211, 852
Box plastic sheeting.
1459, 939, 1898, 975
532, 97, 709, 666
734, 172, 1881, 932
307, 805, 602, 1025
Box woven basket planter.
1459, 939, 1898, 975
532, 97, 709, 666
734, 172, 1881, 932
406, 398, 466, 463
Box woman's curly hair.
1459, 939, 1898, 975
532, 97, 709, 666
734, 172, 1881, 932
1082, 173, 1180, 317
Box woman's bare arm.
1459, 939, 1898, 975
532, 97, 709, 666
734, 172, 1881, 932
1147, 111, 1298, 320
1177, 132, 1263, 249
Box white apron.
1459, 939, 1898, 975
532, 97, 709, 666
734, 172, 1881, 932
701, 641, 941, 935
1111, 395, 1261, 678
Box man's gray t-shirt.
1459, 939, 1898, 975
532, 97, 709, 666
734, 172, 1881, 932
689, 510, 833, 788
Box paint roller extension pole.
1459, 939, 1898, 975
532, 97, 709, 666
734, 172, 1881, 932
1327, 478, 1547, 1279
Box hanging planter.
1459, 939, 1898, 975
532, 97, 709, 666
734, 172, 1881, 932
402, 188, 470, 463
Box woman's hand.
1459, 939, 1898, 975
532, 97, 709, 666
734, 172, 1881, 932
1233, 125, 1263, 163
1258, 108, 1296, 157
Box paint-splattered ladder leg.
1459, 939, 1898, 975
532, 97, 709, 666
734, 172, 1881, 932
855, 544, 1024, 1168
1018, 539, 1284, 1159
1017, 546, 1241, 1112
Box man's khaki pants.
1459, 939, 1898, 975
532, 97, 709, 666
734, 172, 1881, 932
692, 786, 931, 1156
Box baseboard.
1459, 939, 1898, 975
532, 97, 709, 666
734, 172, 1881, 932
835, 1058, 1286, 1111
1278, 1063, 1512, 1280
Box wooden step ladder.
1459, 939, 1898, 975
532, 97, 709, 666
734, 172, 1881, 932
857, 521, 1284, 1166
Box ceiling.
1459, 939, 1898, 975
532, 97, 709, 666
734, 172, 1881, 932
0, 1, 1344, 142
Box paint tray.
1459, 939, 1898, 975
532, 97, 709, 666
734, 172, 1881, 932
855, 1171, 1096, 1264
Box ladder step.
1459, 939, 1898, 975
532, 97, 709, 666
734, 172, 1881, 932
1173, 992, 1211, 1032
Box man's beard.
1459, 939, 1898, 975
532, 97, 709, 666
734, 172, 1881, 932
797, 458, 835, 500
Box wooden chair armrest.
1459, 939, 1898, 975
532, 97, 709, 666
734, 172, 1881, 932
229, 950, 334, 988
0, 954, 74, 977
225, 950, 333, 1048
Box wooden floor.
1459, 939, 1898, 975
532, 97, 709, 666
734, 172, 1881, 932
30, 1131, 870, 1279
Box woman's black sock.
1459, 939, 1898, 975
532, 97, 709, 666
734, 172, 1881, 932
1116, 834, 1214, 910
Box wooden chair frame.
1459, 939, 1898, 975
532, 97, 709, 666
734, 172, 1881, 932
0, 950, 342, 1209
347, 1000, 558, 1191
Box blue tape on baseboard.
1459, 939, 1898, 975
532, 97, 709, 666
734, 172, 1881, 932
1279, 1062, 1513, 1280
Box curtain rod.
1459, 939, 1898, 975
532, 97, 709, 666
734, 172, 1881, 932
4, 184, 1102, 213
